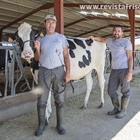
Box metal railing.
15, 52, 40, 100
0, 42, 31, 99
0, 44, 140, 99
104, 49, 140, 73
91, 49, 140, 78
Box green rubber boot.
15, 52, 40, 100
56, 106, 66, 135
35, 107, 46, 136
116, 97, 129, 119
108, 98, 120, 115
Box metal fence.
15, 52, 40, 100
0, 43, 140, 99
0, 42, 31, 99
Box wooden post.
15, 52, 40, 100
128, 9, 135, 69
54, 0, 64, 34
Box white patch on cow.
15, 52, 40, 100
18, 22, 34, 59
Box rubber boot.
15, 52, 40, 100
35, 107, 46, 136
56, 106, 66, 135
116, 97, 129, 119
108, 98, 120, 115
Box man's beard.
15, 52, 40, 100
113, 34, 121, 39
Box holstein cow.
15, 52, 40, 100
0, 34, 15, 71
17, 22, 106, 124
0, 35, 15, 88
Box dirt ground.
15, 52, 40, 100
0, 72, 140, 140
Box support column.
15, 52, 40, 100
54, 0, 64, 34
128, 9, 135, 69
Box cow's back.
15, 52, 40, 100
69, 39, 106, 80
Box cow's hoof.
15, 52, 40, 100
80, 105, 87, 109
45, 119, 48, 126
97, 102, 104, 109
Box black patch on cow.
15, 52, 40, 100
74, 38, 86, 49
30, 58, 39, 74
30, 28, 39, 51
83, 55, 90, 66
85, 39, 93, 46
78, 61, 86, 68
78, 50, 92, 69
67, 40, 76, 58
69, 49, 75, 58
67, 40, 76, 50
86, 50, 91, 63
15, 32, 24, 51
0, 50, 6, 71
0, 49, 12, 71
30, 30, 35, 51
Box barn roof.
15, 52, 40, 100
0, 0, 140, 38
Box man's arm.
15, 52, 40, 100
88, 36, 106, 43
63, 46, 70, 83
34, 40, 40, 61
126, 50, 133, 82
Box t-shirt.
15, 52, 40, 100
37, 32, 69, 69
106, 38, 132, 69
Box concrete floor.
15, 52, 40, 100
0, 68, 140, 140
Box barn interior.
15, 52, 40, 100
0, 0, 140, 40
0, 0, 140, 125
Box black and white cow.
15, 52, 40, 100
16, 22, 39, 84
17, 22, 106, 124
0, 35, 15, 88
0, 34, 15, 71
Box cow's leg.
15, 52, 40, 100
8, 62, 12, 87
45, 90, 52, 126
81, 71, 93, 109
96, 69, 105, 108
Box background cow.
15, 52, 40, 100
0, 34, 15, 88
16, 22, 106, 124
0, 34, 15, 71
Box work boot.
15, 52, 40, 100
56, 106, 66, 135
35, 107, 46, 137
108, 98, 120, 115
116, 97, 129, 119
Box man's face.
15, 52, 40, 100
113, 27, 123, 39
44, 19, 56, 34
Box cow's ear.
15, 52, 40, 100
38, 29, 46, 37
33, 29, 39, 38
8, 37, 13, 42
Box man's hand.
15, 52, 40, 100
34, 40, 40, 50
126, 72, 132, 82
64, 73, 70, 83
87, 36, 94, 40
34, 40, 41, 61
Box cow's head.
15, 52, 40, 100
16, 22, 39, 63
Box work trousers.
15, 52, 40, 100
37, 65, 65, 107
108, 69, 130, 99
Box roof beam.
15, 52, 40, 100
74, 25, 111, 37
0, 3, 53, 31
65, 16, 140, 29
64, 18, 86, 28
